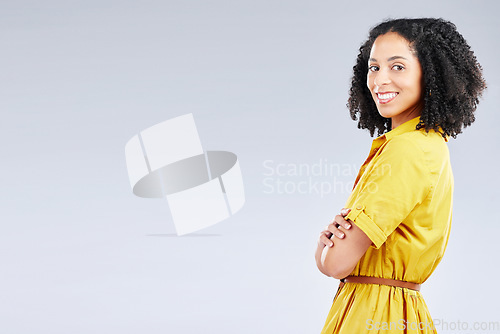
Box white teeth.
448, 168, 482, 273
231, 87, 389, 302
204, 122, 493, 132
377, 92, 398, 100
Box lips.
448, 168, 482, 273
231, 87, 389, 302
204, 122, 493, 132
376, 92, 398, 104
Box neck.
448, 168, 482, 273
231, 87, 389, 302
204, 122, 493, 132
391, 107, 423, 130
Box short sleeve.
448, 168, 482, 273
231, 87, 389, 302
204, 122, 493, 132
344, 136, 431, 249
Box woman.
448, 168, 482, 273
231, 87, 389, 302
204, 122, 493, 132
314, 18, 486, 333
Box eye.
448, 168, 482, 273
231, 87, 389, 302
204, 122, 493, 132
368, 65, 379, 72
392, 64, 404, 71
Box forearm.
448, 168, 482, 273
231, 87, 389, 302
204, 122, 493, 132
315, 243, 331, 277
320, 224, 372, 279
315, 208, 371, 279
317, 242, 350, 279
320, 243, 347, 279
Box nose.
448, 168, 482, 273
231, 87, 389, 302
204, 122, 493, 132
373, 67, 391, 88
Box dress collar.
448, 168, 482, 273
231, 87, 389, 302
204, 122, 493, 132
375, 116, 449, 142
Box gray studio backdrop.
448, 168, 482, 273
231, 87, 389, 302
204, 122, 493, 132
1, 0, 499, 333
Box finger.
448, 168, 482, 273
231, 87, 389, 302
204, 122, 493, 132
334, 214, 352, 230
332, 224, 345, 239
335, 227, 345, 239
325, 224, 336, 235
340, 219, 352, 230
326, 223, 345, 239
322, 229, 333, 239
340, 207, 351, 216
320, 234, 334, 247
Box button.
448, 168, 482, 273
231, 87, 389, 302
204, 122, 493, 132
356, 205, 363, 210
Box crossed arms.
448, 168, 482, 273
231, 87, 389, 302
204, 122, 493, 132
315, 208, 373, 279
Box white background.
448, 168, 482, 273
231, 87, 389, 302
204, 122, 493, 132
1, 0, 499, 333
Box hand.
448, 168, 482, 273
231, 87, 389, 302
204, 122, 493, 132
319, 208, 352, 248
315, 207, 352, 276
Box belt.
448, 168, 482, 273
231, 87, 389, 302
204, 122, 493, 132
339, 275, 421, 291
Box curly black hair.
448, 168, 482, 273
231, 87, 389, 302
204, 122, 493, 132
348, 18, 486, 139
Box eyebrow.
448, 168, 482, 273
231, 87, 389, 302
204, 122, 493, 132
369, 56, 408, 62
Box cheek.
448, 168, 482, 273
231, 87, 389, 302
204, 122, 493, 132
366, 74, 374, 90
416, 77, 424, 96
412, 70, 424, 95
410, 78, 423, 97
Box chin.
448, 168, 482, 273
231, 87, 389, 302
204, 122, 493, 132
377, 110, 395, 119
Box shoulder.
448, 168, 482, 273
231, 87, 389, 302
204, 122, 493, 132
392, 129, 452, 179
400, 129, 450, 160
380, 134, 426, 162
372, 135, 431, 182
379, 130, 447, 172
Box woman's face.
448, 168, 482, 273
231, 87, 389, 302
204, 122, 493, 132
367, 32, 424, 129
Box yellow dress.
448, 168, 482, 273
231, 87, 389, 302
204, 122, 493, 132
320, 116, 453, 334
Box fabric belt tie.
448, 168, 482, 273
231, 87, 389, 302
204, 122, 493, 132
339, 275, 421, 291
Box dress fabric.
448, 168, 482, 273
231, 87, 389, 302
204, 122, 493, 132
320, 116, 454, 334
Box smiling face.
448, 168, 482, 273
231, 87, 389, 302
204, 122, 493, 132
367, 32, 424, 129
